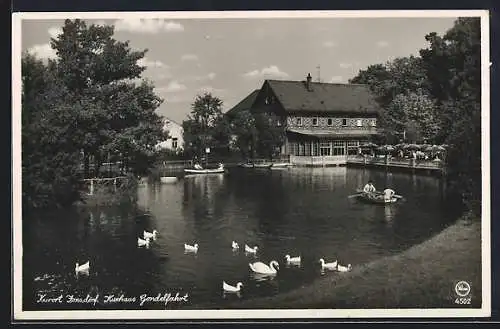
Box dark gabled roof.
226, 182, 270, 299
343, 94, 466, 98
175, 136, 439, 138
225, 89, 260, 117
265, 80, 379, 115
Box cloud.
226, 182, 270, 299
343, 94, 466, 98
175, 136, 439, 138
164, 94, 190, 103
157, 80, 187, 93
181, 54, 199, 61
197, 85, 225, 95
322, 41, 337, 48
27, 44, 57, 59
137, 57, 168, 69
376, 40, 389, 48
339, 63, 353, 69
48, 26, 62, 39
329, 76, 343, 83
243, 65, 289, 80
193, 72, 216, 81
114, 19, 184, 34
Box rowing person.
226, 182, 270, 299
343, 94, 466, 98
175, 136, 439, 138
383, 187, 396, 202
363, 180, 376, 194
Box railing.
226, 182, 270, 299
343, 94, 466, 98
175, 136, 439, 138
290, 155, 346, 166
346, 155, 444, 171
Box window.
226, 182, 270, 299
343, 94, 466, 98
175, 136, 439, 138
277, 120, 282, 127
313, 142, 319, 156
327, 118, 333, 126
320, 142, 331, 156
347, 140, 359, 155
312, 117, 318, 126
342, 118, 347, 126
296, 117, 302, 126
356, 119, 362, 127
370, 119, 377, 127
172, 138, 178, 149
333, 140, 345, 156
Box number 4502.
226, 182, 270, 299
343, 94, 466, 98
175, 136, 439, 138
454, 297, 471, 305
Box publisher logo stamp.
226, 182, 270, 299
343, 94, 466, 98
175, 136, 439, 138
454, 281, 471, 297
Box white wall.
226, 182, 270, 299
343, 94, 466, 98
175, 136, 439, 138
156, 118, 184, 152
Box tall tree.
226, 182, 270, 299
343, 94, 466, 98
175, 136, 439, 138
253, 112, 286, 159
228, 110, 258, 158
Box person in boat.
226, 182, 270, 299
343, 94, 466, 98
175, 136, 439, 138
363, 181, 376, 194
194, 162, 203, 170
383, 187, 396, 202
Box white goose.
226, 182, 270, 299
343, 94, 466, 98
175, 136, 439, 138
223, 281, 243, 293
285, 254, 301, 265
75, 261, 90, 275
143, 230, 158, 240
244, 244, 258, 254
184, 243, 199, 253
337, 263, 352, 272
231, 241, 239, 250
137, 237, 150, 247
319, 258, 338, 271
249, 260, 279, 275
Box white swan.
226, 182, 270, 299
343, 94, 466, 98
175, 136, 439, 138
184, 243, 199, 253
245, 244, 258, 254
337, 263, 352, 272
143, 230, 158, 240
231, 241, 239, 250
223, 281, 243, 293
249, 260, 279, 275
75, 261, 90, 274
285, 254, 301, 265
319, 258, 338, 271
137, 237, 150, 247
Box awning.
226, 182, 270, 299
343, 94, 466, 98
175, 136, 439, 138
287, 128, 379, 139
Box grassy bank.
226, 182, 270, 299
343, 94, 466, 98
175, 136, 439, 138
219, 217, 482, 309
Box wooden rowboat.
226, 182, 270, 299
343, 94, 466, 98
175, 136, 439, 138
353, 189, 400, 205
184, 164, 225, 174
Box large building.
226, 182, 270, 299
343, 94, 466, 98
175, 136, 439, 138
229, 74, 381, 166
156, 118, 184, 153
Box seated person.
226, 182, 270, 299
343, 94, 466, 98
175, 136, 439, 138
363, 181, 376, 194
383, 188, 396, 201
194, 163, 203, 170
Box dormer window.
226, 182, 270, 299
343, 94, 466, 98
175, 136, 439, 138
312, 117, 318, 126
327, 118, 333, 126
296, 117, 302, 126
342, 119, 347, 126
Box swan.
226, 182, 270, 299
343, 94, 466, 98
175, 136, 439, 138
223, 281, 243, 293
249, 260, 279, 275
231, 241, 239, 250
137, 237, 150, 247
319, 258, 338, 271
245, 244, 258, 254
285, 254, 301, 265
184, 243, 199, 253
337, 263, 352, 272
143, 230, 158, 240
75, 261, 90, 274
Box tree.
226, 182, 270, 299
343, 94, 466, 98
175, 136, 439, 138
182, 93, 228, 162
228, 110, 258, 158
253, 111, 286, 159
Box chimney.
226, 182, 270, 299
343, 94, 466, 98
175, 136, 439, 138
306, 73, 312, 91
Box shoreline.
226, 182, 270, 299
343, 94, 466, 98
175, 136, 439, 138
200, 216, 481, 309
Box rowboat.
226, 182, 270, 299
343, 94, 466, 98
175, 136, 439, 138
353, 189, 400, 205
184, 164, 225, 174
270, 162, 291, 169
238, 163, 272, 169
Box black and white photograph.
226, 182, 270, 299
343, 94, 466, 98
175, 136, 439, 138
12, 10, 491, 320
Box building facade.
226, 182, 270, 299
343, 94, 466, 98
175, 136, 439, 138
156, 118, 184, 153
249, 74, 380, 166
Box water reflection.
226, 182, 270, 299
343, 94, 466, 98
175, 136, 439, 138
23, 167, 454, 310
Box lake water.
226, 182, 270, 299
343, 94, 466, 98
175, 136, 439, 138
22, 167, 458, 310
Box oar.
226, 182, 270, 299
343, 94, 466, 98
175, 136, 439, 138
348, 192, 364, 198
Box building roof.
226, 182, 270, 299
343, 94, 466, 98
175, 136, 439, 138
225, 89, 260, 117
265, 80, 380, 115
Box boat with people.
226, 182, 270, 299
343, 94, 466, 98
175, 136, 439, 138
352, 189, 400, 205
184, 163, 225, 174
270, 162, 291, 169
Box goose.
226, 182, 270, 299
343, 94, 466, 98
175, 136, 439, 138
184, 243, 199, 253
319, 258, 338, 271
249, 260, 279, 275
75, 261, 90, 274
231, 241, 239, 250
137, 237, 150, 247
337, 263, 352, 272
223, 281, 243, 293
244, 244, 258, 254
143, 230, 158, 240
285, 254, 301, 265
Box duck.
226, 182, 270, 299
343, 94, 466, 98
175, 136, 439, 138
319, 258, 338, 271
137, 237, 150, 247
184, 243, 199, 253
285, 254, 301, 265
223, 281, 243, 293
337, 263, 352, 272
244, 244, 258, 254
249, 260, 279, 275
75, 261, 90, 275
143, 230, 158, 240
231, 241, 239, 250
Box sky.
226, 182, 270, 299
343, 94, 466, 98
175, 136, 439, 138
21, 14, 459, 124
